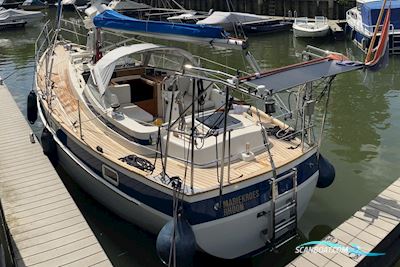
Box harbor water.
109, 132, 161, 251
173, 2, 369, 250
2, 10, 400, 267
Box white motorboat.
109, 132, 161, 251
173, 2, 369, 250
30, 7, 366, 265
292, 16, 330, 38
0, 7, 43, 24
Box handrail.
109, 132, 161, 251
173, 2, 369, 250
35, 20, 53, 64
193, 55, 251, 76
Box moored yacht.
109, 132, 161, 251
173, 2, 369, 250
346, 0, 400, 54
31, 7, 366, 264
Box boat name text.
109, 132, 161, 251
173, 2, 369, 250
223, 190, 260, 216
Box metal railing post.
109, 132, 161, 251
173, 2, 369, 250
227, 130, 231, 183
78, 100, 83, 139
190, 79, 195, 192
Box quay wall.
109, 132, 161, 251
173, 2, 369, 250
137, 0, 356, 19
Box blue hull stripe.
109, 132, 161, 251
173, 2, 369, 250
55, 129, 318, 225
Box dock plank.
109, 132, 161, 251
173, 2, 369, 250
16, 236, 99, 266
25, 243, 106, 267
0, 85, 112, 266
287, 177, 400, 267
60, 252, 109, 267
15, 229, 94, 260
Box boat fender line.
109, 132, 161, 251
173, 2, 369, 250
316, 154, 335, 188
27, 90, 38, 124
197, 79, 205, 106
156, 215, 196, 267
41, 127, 58, 165
119, 155, 155, 173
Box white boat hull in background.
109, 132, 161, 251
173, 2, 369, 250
196, 11, 268, 31
292, 16, 330, 38
293, 25, 330, 38
0, 8, 43, 24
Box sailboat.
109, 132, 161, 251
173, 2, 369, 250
86, 4, 246, 49
30, 2, 367, 264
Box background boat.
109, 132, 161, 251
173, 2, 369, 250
0, 19, 25, 29
292, 16, 330, 38
0, 8, 44, 25
20, 0, 48, 11
196, 11, 269, 32
241, 19, 292, 35
0, 0, 23, 8
346, 0, 400, 54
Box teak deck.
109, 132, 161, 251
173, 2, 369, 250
38, 45, 309, 194
288, 177, 400, 267
0, 85, 112, 266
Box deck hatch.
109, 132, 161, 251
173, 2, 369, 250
196, 111, 241, 131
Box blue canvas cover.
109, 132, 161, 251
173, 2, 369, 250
361, 1, 400, 29
93, 10, 227, 39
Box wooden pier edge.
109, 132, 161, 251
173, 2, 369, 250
288, 177, 400, 267
0, 84, 113, 267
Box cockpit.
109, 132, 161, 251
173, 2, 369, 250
84, 43, 227, 150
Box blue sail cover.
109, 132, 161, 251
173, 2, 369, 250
93, 10, 227, 39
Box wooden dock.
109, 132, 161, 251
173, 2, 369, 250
288, 177, 400, 267
0, 84, 112, 266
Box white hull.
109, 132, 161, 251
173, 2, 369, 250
55, 133, 318, 259
293, 25, 330, 38
40, 97, 318, 259
193, 171, 318, 259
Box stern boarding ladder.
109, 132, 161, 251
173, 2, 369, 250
261, 168, 299, 249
